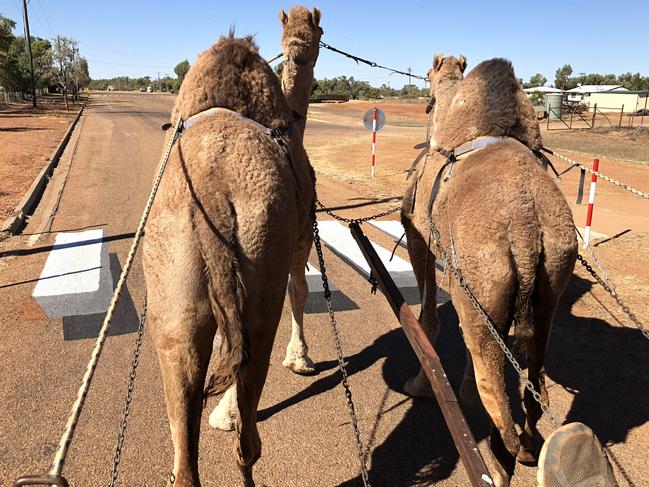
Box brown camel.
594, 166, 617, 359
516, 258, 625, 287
208, 6, 323, 432
401, 54, 577, 486
142, 34, 315, 486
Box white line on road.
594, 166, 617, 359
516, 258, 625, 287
32, 229, 113, 317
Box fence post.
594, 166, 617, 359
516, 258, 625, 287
584, 158, 600, 247
619, 105, 624, 127
592, 103, 597, 129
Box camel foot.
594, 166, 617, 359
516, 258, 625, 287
517, 446, 539, 466
282, 353, 315, 375
208, 387, 237, 431
403, 370, 434, 398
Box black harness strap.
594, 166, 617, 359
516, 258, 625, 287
427, 155, 456, 218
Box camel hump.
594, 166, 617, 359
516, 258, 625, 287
171, 34, 291, 133
436, 58, 542, 152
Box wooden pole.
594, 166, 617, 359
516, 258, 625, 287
592, 103, 597, 129
349, 223, 494, 487
21, 0, 37, 108
619, 104, 624, 127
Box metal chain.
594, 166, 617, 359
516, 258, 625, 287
108, 295, 148, 487
427, 216, 561, 428
311, 202, 371, 486
543, 147, 649, 200
576, 254, 649, 340
315, 198, 400, 225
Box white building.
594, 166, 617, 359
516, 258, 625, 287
565, 85, 626, 104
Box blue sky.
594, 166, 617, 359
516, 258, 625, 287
1, 0, 647, 87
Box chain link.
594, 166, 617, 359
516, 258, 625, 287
108, 295, 148, 487
544, 148, 649, 200
311, 201, 371, 487
315, 198, 400, 225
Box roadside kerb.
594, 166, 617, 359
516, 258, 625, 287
1, 103, 85, 235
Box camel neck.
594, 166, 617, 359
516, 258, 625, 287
282, 62, 314, 140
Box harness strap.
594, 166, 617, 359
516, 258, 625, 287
453, 136, 506, 159
427, 155, 456, 217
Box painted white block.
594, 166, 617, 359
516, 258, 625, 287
368, 220, 445, 271
316, 220, 418, 289
304, 262, 337, 292
576, 227, 608, 242
369, 220, 408, 247
33, 229, 114, 317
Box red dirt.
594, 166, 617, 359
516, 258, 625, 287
0, 109, 78, 223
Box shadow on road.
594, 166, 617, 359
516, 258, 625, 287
62, 252, 139, 340
262, 271, 649, 485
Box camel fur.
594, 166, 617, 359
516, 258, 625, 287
401, 54, 577, 487
209, 5, 323, 433
142, 34, 314, 487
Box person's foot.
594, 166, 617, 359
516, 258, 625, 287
537, 422, 618, 486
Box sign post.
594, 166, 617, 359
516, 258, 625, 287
363, 108, 386, 177
583, 158, 599, 247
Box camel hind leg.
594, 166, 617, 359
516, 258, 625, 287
453, 278, 518, 487
518, 255, 574, 465
283, 228, 315, 374
149, 284, 217, 487
403, 225, 440, 398
234, 277, 288, 486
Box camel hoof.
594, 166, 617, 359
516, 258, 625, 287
403, 374, 434, 398
517, 447, 539, 466
282, 355, 316, 375
208, 400, 236, 431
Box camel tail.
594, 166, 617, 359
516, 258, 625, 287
508, 223, 542, 355
197, 201, 249, 405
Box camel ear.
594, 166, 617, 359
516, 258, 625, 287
279, 9, 288, 25
312, 7, 321, 27
459, 54, 467, 73
433, 53, 444, 72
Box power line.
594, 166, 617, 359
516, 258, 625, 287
37, 0, 56, 36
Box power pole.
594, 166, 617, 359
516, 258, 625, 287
21, 0, 37, 108
157, 72, 160, 92
407, 67, 412, 99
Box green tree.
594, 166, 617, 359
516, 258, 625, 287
525, 73, 547, 88
554, 64, 573, 90
174, 59, 190, 90
0, 14, 15, 53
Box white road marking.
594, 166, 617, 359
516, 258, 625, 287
368, 220, 445, 271
369, 220, 408, 247
316, 220, 417, 289
304, 262, 337, 292
32, 229, 113, 317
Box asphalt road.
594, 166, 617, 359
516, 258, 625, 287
1, 92, 646, 487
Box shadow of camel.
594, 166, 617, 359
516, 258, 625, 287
260, 272, 649, 485
544, 274, 649, 448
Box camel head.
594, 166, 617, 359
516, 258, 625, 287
172, 32, 290, 131
425, 53, 467, 114
279, 6, 323, 67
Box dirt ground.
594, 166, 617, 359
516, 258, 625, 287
0, 98, 82, 223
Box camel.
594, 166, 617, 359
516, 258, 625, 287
401, 54, 577, 487
142, 34, 315, 486
208, 6, 323, 432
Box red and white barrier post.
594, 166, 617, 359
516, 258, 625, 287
371, 107, 377, 177
583, 158, 600, 246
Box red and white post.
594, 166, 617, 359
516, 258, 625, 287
371, 107, 377, 177
583, 158, 600, 247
